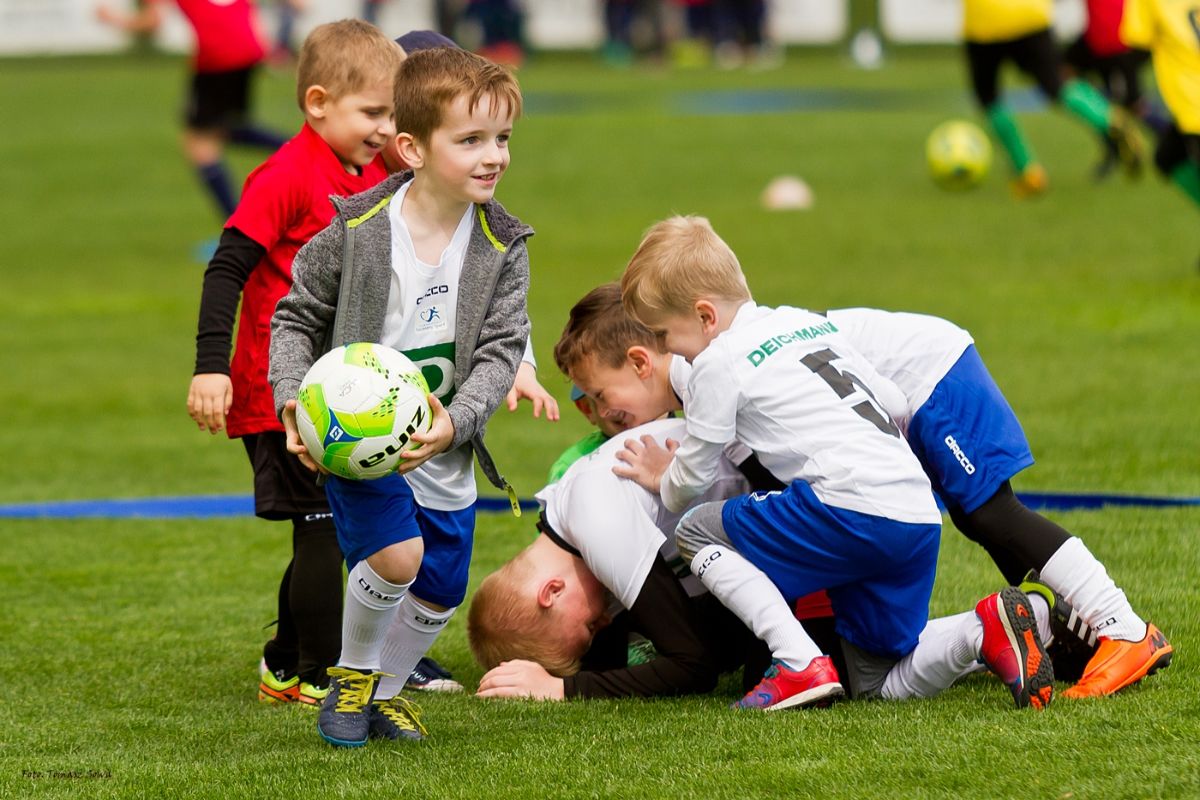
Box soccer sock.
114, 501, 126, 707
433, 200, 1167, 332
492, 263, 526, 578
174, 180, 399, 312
880, 596, 1053, 700
1169, 162, 1200, 208
1039, 537, 1146, 642
338, 560, 411, 671
229, 124, 288, 151
1026, 592, 1054, 645
196, 161, 237, 218
880, 611, 982, 700
1060, 78, 1113, 135
263, 560, 298, 673
290, 513, 344, 687
374, 599, 456, 701
985, 103, 1035, 174
690, 545, 823, 671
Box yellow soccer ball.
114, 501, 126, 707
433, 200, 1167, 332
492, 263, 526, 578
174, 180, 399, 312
926, 120, 992, 191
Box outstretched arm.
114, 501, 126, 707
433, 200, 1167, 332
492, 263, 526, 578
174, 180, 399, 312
95, 0, 163, 33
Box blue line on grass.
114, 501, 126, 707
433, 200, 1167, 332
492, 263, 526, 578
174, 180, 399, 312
0, 491, 1196, 520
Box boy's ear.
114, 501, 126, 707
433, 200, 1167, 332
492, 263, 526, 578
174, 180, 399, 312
535, 577, 566, 610
304, 85, 330, 119
694, 299, 719, 334
395, 133, 423, 170
627, 346, 656, 379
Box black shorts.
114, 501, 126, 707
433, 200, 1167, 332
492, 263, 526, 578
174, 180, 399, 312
184, 66, 255, 130
1154, 122, 1200, 177
1063, 37, 1150, 108
242, 431, 330, 521
966, 28, 1062, 108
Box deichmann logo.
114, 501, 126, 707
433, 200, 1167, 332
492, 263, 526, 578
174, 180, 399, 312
944, 435, 976, 475
745, 321, 839, 367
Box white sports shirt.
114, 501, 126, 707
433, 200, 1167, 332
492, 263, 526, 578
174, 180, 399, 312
664, 302, 941, 525
381, 182, 476, 511
825, 308, 974, 423
535, 418, 750, 610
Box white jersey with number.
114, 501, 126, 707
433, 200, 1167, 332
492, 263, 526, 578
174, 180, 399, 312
381, 182, 476, 511
825, 308, 974, 423
672, 302, 940, 525
535, 418, 749, 610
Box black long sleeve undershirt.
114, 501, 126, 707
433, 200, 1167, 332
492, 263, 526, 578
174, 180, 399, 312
193, 227, 267, 376
562, 554, 723, 699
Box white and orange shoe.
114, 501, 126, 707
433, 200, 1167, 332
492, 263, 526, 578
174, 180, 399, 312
1061, 623, 1173, 699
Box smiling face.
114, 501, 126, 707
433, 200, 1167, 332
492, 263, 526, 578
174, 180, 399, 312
571, 351, 676, 432
408, 92, 514, 205
308, 78, 397, 172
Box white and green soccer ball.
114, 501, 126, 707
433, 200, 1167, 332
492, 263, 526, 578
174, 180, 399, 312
295, 342, 432, 480
926, 120, 992, 191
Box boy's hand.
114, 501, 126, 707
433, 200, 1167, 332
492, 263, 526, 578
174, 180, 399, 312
505, 361, 560, 421
187, 373, 233, 434
612, 435, 679, 494
396, 394, 454, 474
476, 660, 565, 701
281, 399, 324, 473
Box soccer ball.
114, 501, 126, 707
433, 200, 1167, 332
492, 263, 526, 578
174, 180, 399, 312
295, 342, 432, 480
926, 120, 992, 190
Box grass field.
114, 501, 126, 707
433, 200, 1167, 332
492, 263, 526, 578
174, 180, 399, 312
1, 46, 1198, 799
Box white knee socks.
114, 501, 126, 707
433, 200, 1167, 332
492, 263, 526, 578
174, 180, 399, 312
375, 598, 456, 701
1039, 536, 1146, 642
690, 545, 823, 671
880, 598, 1053, 700
339, 560, 411, 671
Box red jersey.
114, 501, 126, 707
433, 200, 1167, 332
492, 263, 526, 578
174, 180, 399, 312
153, 0, 266, 72
1085, 0, 1128, 57
223, 123, 389, 437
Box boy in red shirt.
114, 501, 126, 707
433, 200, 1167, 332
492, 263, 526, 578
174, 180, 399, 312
95, 0, 289, 222
186, 19, 404, 708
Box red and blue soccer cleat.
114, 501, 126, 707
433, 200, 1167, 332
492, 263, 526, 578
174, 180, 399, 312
976, 587, 1054, 710
734, 655, 845, 711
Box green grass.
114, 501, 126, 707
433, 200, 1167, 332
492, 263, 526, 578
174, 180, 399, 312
0, 49, 1198, 799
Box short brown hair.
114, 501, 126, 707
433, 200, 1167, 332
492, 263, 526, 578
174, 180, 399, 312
620, 215, 751, 326
553, 283, 659, 378
394, 48, 523, 143
295, 19, 404, 111
467, 552, 583, 677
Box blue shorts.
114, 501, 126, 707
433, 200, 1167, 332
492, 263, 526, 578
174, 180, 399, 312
721, 481, 940, 660
909, 346, 1034, 515
324, 473, 476, 608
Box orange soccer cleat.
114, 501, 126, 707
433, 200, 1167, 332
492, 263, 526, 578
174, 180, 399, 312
1061, 623, 1173, 699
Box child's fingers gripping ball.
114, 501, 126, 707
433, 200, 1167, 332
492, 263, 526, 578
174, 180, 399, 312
294, 342, 433, 480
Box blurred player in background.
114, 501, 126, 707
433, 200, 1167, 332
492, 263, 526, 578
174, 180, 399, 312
1120, 0, 1200, 265
960, 0, 1144, 196
1062, 0, 1168, 178
95, 0, 289, 225
268, 0, 306, 65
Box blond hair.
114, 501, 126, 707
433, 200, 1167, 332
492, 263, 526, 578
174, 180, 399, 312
553, 283, 659, 377
395, 47, 523, 144
295, 19, 404, 111
467, 551, 583, 677
620, 215, 750, 326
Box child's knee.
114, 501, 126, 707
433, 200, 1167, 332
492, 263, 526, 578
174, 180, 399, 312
366, 538, 424, 585
675, 501, 730, 562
